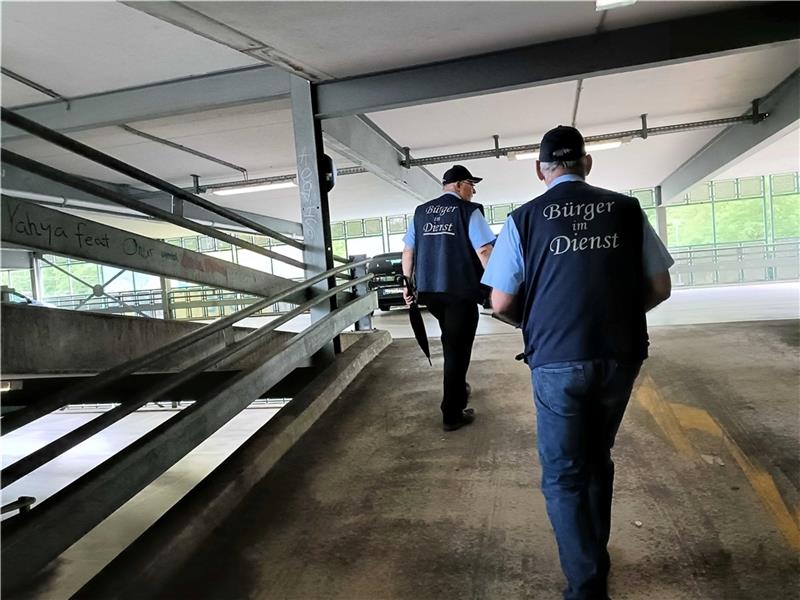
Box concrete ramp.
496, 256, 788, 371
83, 323, 798, 600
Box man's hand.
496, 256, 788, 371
644, 271, 671, 312
476, 242, 493, 269
401, 245, 416, 305
491, 288, 522, 326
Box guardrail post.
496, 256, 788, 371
350, 254, 373, 331
291, 75, 338, 362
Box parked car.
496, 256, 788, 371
365, 248, 494, 312
0, 286, 53, 307
367, 252, 406, 311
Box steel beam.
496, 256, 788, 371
291, 75, 338, 361
0, 293, 376, 594
322, 115, 440, 201
1, 196, 299, 299
1, 66, 290, 141
660, 70, 800, 202
1, 163, 303, 237
314, 3, 800, 118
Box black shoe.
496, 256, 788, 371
443, 408, 476, 431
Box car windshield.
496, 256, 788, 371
367, 254, 402, 274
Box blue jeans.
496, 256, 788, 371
532, 359, 642, 600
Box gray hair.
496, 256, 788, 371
539, 159, 587, 176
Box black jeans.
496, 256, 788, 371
419, 293, 480, 424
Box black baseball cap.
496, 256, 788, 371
442, 164, 483, 185
538, 126, 586, 162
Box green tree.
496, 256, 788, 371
773, 194, 800, 240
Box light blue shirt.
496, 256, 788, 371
548, 173, 585, 188
403, 193, 496, 250
481, 178, 674, 294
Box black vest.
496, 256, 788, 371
511, 181, 648, 368
414, 194, 483, 301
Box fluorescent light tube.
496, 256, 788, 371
212, 181, 297, 196
585, 140, 623, 152
596, 0, 637, 11
507, 151, 538, 161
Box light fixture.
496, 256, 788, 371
507, 151, 538, 161
212, 180, 297, 196
595, 0, 637, 11
584, 140, 623, 152
508, 139, 625, 161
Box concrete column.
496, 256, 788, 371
30, 253, 43, 300
290, 75, 338, 362
160, 276, 172, 320
654, 185, 668, 245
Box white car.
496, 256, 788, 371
0, 286, 54, 307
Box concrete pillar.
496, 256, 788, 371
654, 185, 668, 245
30, 253, 43, 300
160, 276, 172, 320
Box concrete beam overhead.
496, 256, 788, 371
1, 66, 291, 142
659, 69, 800, 202
315, 3, 800, 118
322, 115, 441, 201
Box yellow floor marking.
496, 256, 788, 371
720, 432, 800, 550
639, 383, 800, 551
633, 375, 695, 456
669, 403, 721, 437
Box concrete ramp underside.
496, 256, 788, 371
153, 323, 798, 600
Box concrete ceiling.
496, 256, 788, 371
1, 1, 798, 230
152, 1, 746, 78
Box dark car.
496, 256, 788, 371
367, 252, 406, 311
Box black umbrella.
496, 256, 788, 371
403, 276, 432, 366
408, 301, 432, 366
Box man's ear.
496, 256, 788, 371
583, 155, 593, 177
535, 160, 545, 182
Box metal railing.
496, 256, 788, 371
39, 240, 800, 320
46, 286, 298, 320
0, 110, 379, 593
1, 259, 376, 591
670, 241, 799, 287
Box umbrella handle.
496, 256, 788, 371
401, 275, 417, 304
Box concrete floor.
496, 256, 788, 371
3, 282, 798, 599
2, 408, 280, 600
157, 321, 799, 600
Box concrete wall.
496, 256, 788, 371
1, 304, 294, 376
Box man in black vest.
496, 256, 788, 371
402, 165, 496, 431
482, 126, 673, 600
